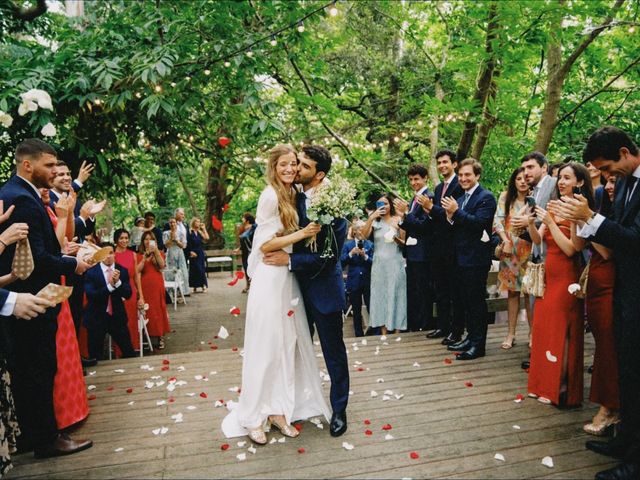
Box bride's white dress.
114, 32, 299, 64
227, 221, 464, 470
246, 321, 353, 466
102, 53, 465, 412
222, 186, 331, 437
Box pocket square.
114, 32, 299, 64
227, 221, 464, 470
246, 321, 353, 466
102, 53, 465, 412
36, 283, 73, 305
12, 238, 34, 280
480, 230, 490, 243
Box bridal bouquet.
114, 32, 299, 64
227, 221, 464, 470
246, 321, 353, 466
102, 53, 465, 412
306, 176, 359, 258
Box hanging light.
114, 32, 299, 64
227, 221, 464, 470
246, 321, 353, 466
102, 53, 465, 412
270, 36, 277, 46
417, 120, 423, 127
297, 21, 305, 33
185, 76, 191, 81
224, 61, 231, 68
393, 136, 400, 142
154, 85, 162, 93
329, 1, 339, 16
204, 69, 211, 75
629, 26, 636, 33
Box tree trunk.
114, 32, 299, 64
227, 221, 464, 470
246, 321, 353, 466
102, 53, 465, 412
428, 76, 444, 184
176, 168, 198, 217
456, 1, 499, 160
471, 69, 500, 160
533, 32, 563, 154
204, 160, 228, 248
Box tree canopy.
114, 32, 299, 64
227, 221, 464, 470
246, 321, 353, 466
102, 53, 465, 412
1, 0, 638, 246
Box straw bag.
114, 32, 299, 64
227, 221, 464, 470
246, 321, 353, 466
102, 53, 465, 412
522, 261, 545, 297
575, 259, 590, 299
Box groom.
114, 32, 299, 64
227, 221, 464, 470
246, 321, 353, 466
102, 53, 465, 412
263, 145, 350, 437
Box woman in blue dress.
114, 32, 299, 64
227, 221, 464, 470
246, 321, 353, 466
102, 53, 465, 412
186, 217, 209, 292
361, 194, 407, 334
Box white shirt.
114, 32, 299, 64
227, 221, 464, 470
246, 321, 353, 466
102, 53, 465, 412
448, 182, 480, 224
16, 174, 42, 198
578, 164, 640, 238
101, 262, 122, 292
0, 292, 17, 316
176, 221, 187, 244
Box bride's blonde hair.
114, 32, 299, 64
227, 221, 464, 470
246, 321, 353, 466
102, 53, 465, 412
266, 144, 299, 234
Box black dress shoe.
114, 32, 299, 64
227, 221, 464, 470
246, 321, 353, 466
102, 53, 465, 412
456, 345, 485, 360
330, 411, 347, 437
441, 334, 461, 346
81, 357, 97, 368
586, 440, 627, 459
34, 433, 93, 459
521, 360, 530, 370
447, 338, 472, 352
426, 329, 447, 339
595, 462, 639, 480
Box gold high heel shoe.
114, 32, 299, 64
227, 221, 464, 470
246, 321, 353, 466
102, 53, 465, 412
248, 428, 267, 445
584, 412, 620, 436
268, 415, 299, 438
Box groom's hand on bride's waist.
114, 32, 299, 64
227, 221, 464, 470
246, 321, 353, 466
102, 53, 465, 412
263, 250, 290, 267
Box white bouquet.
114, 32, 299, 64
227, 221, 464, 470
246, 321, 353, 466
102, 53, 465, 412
306, 176, 359, 258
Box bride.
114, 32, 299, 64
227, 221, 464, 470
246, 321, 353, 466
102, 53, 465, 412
222, 144, 331, 445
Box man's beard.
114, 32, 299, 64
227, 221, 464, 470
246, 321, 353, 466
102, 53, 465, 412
32, 171, 54, 189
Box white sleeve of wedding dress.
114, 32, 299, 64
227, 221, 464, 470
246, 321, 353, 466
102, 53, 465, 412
247, 186, 280, 278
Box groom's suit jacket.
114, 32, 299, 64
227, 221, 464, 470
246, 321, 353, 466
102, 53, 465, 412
290, 191, 347, 315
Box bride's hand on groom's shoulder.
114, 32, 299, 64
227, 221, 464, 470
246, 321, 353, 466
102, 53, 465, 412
302, 222, 321, 238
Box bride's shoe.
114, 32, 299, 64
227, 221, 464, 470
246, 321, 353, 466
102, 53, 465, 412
248, 428, 267, 445
584, 409, 620, 436
268, 415, 299, 438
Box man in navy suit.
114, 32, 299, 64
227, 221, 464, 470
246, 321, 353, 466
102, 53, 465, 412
263, 145, 350, 437
556, 127, 640, 480
340, 221, 373, 337
420, 150, 465, 343
442, 158, 497, 360
0, 139, 92, 458
84, 243, 135, 361
394, 164, 434, 332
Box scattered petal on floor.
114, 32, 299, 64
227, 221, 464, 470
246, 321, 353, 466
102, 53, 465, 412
396, 337, 402, 342
291, 297, 300, 306
237, 441, 246, 447
114, 447, 124, 452
364, 419, 371, 425
297, 448, 305, 453
229, 306, 241, 317
88, 371, 96, 376
514, 394, 525, 403
382, 424, 392, 431
494, 453, 506, 461
186, 405, 197, 410
277, 437, 286, 443
413, 362, 421, 367
87, 385, 96, 390
171, 413, 183, 423
114, 368, 125, 373
380, 335, 387, 341
541, 456, 554, 468
444, 358, 453, 365
395, 394, 404, 400
247, 446, 257, 454
464, 382, 473, 388
382, 395, 391, 401
342, 442, 354, 450
410, 451, 420, 459
236, 453, 246, 461
365, 429, 373, 436
361, 339, 367, 346
384, 434, 394, 440
220, 443, 230, 450
269, 438, 277, 444
370, 391, 378, 398
156, 400, 166, 406
513, 425, 521, 430
376, 378, 385, 383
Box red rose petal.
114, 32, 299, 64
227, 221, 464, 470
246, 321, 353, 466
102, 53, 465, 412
161, 366, 169, 371
220, 443, 230, 450
227, 277, 239, 287
222, 203, 230, 212
444, 358, 452, 365
515, 393, 525, 401
357, 367, 364, 372
88, 394, 97, 400
214, 335, 219, 339
107, 386, 114, 391
232, 347, 238, 352
236, 271, 245, 279
230, 307, 241, 316
465, 381, 473, 388
364, 419, 371, 425
210, 345, 218, 350
168, 397, 175, 403
199, 392, 208, 399
218, 137, 231, 148
365, 429, 373, 436
126, 387, 133, 393
297, 447, 305, 454
410, 451, 420, 459
162, 359, 170, 365
294, 423, 303, 432
382, 424, 392, 431
287, 310, 295, 317
168, 377, 177, 382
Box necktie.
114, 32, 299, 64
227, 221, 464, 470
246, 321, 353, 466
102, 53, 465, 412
106, 266, 113, 315
625, 176, 638, 205
296, 192, 308, 226
440, 182, 449, 200
12, 238, 34, 280
461, 192, 471, 210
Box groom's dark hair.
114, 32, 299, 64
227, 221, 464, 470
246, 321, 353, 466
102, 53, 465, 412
302, 145, 332, 175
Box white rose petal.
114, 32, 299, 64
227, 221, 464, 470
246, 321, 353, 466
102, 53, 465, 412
87, 385, 96, 390
217, 326, 229, 339
0, 111, 13, 128
541, 456, 554, 468
494, 453, 506, 462
114, 447, 124, 452
370, 390, 378, 398
361, 339, 367, 346
237, 441, 246, 447
413, 362, 421, 367
382, 395, 391, 401
376, 378, 385, 383
342, 441, 355, 450
512, 425, 521, 430
236, 453, 246, 461
545, 351, 558, 363
384, 434, 394, 440
248, 446, 257, 454
568, 283, 581, 295
406, 237, 418, 246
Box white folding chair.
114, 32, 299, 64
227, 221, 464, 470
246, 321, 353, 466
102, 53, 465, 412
164, 269, 187, 310
138, 308, 153, 357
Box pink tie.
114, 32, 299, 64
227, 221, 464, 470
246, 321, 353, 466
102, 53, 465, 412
106, 267, 113, 315
441, 182, 449, 200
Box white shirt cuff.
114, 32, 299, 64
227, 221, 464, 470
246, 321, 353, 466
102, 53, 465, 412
74, 179, 83, 188
0, 292, 18, 316
577, 214, 605, 238
107, 280, 122, 292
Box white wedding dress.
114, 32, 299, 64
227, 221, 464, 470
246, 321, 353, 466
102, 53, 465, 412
222, 186, 331, 438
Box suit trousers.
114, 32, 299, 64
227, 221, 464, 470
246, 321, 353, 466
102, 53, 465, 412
432, 256, 463, 336
613, 305, 640, 461
87, 315, 136, 361
348, 285, 370, 337
304, 299, 349, 414
454, 265, 490, 347
7, 312, 59, 449
406, 261, 432, 331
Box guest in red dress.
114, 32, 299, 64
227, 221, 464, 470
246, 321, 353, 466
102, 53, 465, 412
40, 189, 89, 430
137, 231, 170, 349
526, 163, 594, 407
572, 174, 620, 434
114, 229, 144, 351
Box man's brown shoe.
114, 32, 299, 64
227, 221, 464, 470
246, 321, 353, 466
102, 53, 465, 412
34, 433, 93, 459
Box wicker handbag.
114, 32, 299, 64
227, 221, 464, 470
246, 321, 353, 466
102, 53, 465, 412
522, 261, 545, 297
575, 259, 590, 299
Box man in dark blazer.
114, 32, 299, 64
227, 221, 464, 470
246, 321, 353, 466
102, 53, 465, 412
394, 164, 434, 332
422, 150, 465, 343
263, 145, 350, 438
340, 221, 373, 337
556, 127, 640, 480
442, 158, 497, 361
84, 243, 135, 361
0, 139, 92, 458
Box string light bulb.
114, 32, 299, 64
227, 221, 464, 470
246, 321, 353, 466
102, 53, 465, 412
185, 76, 191, 81
224, 61, 231, 68
329, 2, 338, 16
93, 98, 102, 105
629, 26, 636, 33
154, 85, 162, 93
270, 36, 277, 46
393, 136, 400, 142
246, 50, 254, 58
204, 69, 211, 75
297, 21, 305, 33
417, 120, 423, 126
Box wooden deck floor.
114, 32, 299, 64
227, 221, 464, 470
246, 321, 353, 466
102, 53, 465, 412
7, 317, 614, 479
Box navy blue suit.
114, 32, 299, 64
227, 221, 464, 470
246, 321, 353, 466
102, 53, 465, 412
449, 184, 497, 348
341, 239, 373, 337
399, 189, 434, 331
430, 176, 465, 336
84, 263, 135, 360
0, 174, 78, 449
290, 190, 350, 414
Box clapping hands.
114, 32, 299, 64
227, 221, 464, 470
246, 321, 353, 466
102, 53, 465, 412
441, 196, 458, 218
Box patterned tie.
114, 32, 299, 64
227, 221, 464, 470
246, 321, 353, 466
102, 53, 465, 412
106, 266, 113, 315
296, 191, 308, 226
461, 192, 471, 210
12, 238, 34, 280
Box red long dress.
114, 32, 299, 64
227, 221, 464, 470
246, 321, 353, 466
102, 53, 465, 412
46, 207, 89, 429
137, 252, 170, 337
115, 249, 140, 351
586, 248, 620, 409
528, 219, 583, 407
